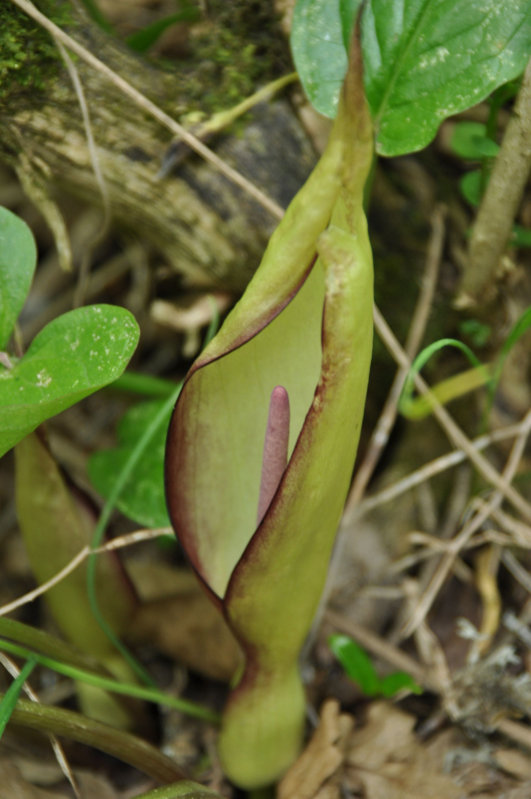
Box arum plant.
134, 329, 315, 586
165, 39, 373, 789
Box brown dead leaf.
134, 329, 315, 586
345, 702, 463, 799
343, 701, 531, 799
277, 699, 354, 799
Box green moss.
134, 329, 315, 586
184, 0, 290, 113
0, 1, 73, 107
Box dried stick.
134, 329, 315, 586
487, 504, 531, 546
460, 55, 531, 303
501, 550, 531, 594
0, 528, 171, 617
497, 718, 531, 753
351, 420, 528, 518
400, 408, 531, 638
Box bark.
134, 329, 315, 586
0, 0, 317, 290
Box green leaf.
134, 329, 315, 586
450, 122, 499, 160
0, 206, 37, 350
126, 7, 200, 53
329, 634, 380, 696
363, 0, 531, 155
291, 0, 362, 120
88, 400, 173, 528
379, 671, 423, 697
399, 337, 490, 419
329, 634, 423, 698
0, 659, 36, 739
458, 319, 492, 348
0, 305, 139, 457
512, 224, 531, 248
460, 169, 484, 206
292, 0, 531, 155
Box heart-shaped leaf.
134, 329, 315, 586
292, 0, 531, 155
88, 399, 172, 528
0, 305, 139, 457
0, 206, 37, 350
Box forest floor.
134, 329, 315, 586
1, 2, 531, 798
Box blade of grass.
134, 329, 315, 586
86, 383, 183, 688
399, 338, 484, 419
0, 658, 36, 738
0, 638, 220, 724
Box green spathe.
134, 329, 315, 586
15, 431, 137, 728
165, 38, 373, 789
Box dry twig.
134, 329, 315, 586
400, 408, 531, 638
0, 528, 172, 617
373, 308, 531, 523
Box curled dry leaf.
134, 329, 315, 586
277, 699, 354, 799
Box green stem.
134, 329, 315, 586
0, 617, 106, 674
204, 73, 298, 136
133, 782, 226, 798
5, 694, 187, 783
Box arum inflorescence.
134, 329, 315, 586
165, 40, 374, 789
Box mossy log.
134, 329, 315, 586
0, 0, 317, 290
